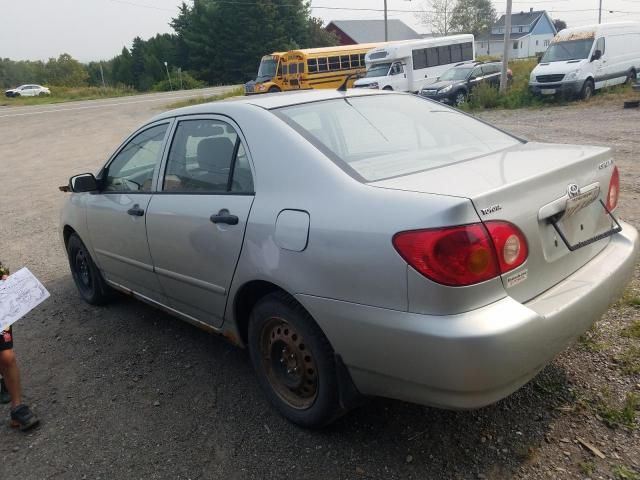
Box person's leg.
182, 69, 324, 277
0, 349, 22, 407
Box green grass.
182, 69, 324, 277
164, 87, 244, 109
0, 86, 137, 107
616, 346, 640, 375
598, 391, 639, 429
579, 462, 596, 476
622, 320, 640, 339
612, 465, 640, 480
460, 58, 636, 111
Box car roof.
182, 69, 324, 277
151, 88, 396, 122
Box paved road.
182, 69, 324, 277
0, 94, 638, 479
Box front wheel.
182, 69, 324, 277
268, 86, 281, 93
454, 90, 467, 106
67, 234, 111, 305
248, 293, 342, 428
626, 70, 637, 85
580, 79, 594, 101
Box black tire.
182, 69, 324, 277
248, 292, 342, 428
14, 92, 20, 97
454, 90, 467, 106
626, 69, 637, 85
268, 86, 281, 93
66, 234, 111, 305
580, 79, 594, 101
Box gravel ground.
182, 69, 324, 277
0, 93, 638, 480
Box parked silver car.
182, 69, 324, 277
60, 89, 638, 427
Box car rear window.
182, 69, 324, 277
275, 95, 520, 182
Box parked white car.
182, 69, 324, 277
5, 84, 51, 97
530, 22, 640, 100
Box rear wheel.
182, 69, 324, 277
67, 234, 111, 305
580, 79, 594, 101
268, 86, 281, 93
248, 293, 342, 428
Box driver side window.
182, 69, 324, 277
104, 124, 168, 192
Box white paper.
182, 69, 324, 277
0, 268, 50, 331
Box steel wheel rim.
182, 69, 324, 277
260, 317, 318, 410
456, 93, 465, 105
74, 249, 92, 291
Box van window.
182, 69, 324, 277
450, 44, 462, 63
427, 47, 439, 67
412, 49, 427, 70
437, 46, 451, 64
595, 37, 605, 55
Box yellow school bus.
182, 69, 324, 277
244, 43, 385, 94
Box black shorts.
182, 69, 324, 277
0, 327, 13, 351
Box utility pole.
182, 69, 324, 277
598, 0, 603, 24
99, 63, 106, 88
178, 67, 183, 90
384, 0, 388, 41
164, 61, 173, 90
500, 0, 513, 94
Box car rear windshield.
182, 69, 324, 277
275, 95, 520, 182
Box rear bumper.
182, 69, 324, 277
530, 80, 582, 96
297, 221, 638, 409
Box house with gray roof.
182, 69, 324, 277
476, 9, 557, 58
326, 19, 422, 45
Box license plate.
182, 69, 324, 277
563, 187, 600, 219
541, 88, 556, 95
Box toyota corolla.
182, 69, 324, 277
60, 89, 638, 427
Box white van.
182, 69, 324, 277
353, 35, 475, 92
530, 22, 640, 99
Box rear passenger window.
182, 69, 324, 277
450, 44, 462, 63
462, 42, 474, 61
437, 46, 451, 64
163, 119, 253, 194
307, 59, 317, 73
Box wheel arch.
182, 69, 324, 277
232, 279, 296, 346
63, 224, 78, 248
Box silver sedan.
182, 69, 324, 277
60, 89, 638, 427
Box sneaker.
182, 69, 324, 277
10, 404, 40, 431
0, 379, 10, 404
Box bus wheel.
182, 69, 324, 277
268, 86, 281, 93
382, 86, 393, 91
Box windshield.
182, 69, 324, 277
439, 67, 473, 81
257, 58, 278, 81
365, 63, 392, 78
541, 39, 594, 62
276, 95, 519, 182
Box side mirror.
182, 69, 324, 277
70, 173, 98, 193
591, 50, 602, 61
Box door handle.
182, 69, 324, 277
210, 209, 239, 225
127, 204, 145, 217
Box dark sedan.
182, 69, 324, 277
419, 62, 510, 106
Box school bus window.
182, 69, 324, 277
298, 63, 304, 73
359, 54, 366, 65
307, 59, 317, 73
288, 63, 297, 74
328, 56, 340, 71
350, 54, 360, 67
277, 62, 283, 76
340, 55, 350, 69
318, 58, 328, 72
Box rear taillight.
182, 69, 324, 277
393, 222, 528, 287
606, 165, 619, 211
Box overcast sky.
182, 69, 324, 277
1, 0, 639, 62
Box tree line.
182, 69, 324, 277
1, 0, 337, 90
419, 0, 566, 38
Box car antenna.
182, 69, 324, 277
337, 73, 362, 92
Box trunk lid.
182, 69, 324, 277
371, 142, 618, 302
